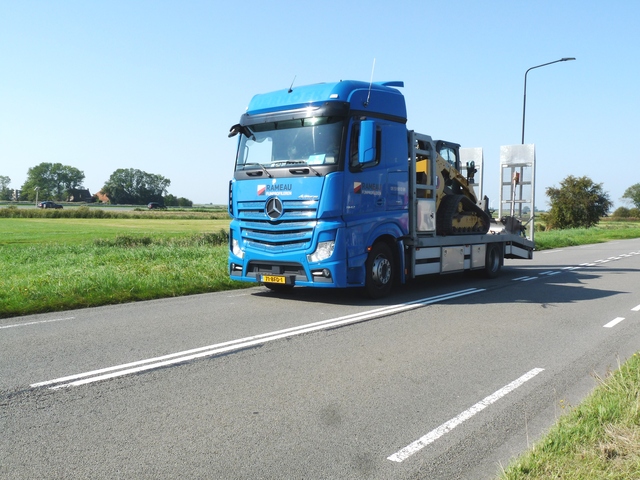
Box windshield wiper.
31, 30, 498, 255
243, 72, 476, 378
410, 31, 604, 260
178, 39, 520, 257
285, 160, 321, 176
242, 163, 272, 178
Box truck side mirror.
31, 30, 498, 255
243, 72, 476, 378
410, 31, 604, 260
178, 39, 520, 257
358, 120, 377, 165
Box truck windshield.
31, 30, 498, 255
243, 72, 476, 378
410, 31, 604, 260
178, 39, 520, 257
235, 116, 343, 171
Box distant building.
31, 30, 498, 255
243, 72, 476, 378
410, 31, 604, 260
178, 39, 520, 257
95, 190, 110, 203
67, 188, 93, 202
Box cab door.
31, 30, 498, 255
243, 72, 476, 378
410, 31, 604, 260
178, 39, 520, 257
342, 118, 408, 276
344, 119, 386, 217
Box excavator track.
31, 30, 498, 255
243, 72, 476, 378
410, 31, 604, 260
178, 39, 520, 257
436, 194, 491, 235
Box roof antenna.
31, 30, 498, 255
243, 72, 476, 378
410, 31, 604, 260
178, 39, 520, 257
364, 58, 376, 107
288, 75, 297, 93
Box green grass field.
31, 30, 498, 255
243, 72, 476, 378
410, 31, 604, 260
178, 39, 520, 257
1, 217, 228, 244
534, 219, 640, 250
0, 212, 244, 318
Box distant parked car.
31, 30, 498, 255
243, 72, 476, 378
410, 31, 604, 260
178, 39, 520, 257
37, 201, 63, 209
147, 202, 166, 210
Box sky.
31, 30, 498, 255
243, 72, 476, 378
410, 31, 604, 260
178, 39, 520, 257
1, 1, 638, 209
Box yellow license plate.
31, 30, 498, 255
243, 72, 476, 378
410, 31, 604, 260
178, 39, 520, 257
262, 275, 286, 284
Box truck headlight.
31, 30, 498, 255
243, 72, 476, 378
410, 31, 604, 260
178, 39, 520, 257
307, 241, 335, 263
231, 238, 244, 259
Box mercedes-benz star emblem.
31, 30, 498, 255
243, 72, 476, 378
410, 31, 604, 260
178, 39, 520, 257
265, 196, 284, 220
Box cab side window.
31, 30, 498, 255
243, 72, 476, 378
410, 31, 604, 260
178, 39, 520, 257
349, 122, 360, 168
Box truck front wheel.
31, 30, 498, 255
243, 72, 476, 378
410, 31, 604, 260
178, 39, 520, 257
364, 242, 395, 298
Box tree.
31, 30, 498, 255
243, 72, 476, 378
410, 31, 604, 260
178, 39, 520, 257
164, 193, 178, 206
21, 163, 85, 201
546, 175, 612, 229
612, 206, 632, 218
622, 183, 640, 209
164, 194, 193, 207
102, 168, 170, 205
0, 175, 11, 201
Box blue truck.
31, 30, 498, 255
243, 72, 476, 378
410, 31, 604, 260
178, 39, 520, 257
228, 80, 534, 298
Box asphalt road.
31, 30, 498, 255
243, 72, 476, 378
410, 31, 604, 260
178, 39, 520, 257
2, 238, 640, 479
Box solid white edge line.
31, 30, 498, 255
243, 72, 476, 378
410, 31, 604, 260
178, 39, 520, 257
33, 298, 439, 386
50, 288, 485, 389
32, 288, 479, 387
603, 317, 625, 328
387, 368, 545, 463
33, 288, 485, 389
0, 317, 75, 329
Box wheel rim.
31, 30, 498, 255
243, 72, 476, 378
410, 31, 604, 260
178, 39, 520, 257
371, 254, 391, 286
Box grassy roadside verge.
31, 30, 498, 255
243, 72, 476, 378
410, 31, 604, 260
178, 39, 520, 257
0, 214, 249, 318
499, 354, 640, 479
534, 219, 640, 250
0, 236, 248, 317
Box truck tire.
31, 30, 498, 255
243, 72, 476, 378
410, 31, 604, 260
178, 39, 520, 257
364, 242, 394, 298
484, 243, 502, 279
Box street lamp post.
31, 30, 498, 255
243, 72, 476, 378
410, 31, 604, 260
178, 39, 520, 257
34, 186, 39, 206
521, 57, 575, 144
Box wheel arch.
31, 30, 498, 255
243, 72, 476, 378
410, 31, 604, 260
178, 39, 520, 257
366, 232, 404, 287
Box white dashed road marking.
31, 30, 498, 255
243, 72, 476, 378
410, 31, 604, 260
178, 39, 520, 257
387, 368, 545, 462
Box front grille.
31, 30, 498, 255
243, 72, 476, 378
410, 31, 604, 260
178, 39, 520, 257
237, 198, 318, 251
